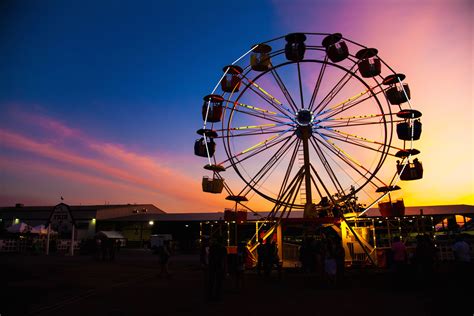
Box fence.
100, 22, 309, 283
0, 239, 79, 253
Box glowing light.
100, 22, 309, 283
149, 221, 154, 226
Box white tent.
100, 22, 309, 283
96, 230, 126, 239
6, 222, 32, 234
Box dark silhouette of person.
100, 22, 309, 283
95, 237, 102, 260
200, 237, 210, 292
234, 242, 247, 290
452, 234, 472, 282
200, 237, 210, 268
299, 237, 315, 273
108, 238, 116, 261
390, 236, 408, 287
264, 238, 279, 279
413, 234, 436, 286
115, 239, 121, 253
101, 237, 108, 261
158, 240, 172, 278
207, 236, 227, 301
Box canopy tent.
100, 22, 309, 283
6, 222, 32, 234
96, 230, 126, 239
6, 223, 56, 235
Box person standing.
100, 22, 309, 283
158, 240, 172, 278
452, 234, 471, 263
207, 236, 227, 301
234, 242, 247, 290
200, 237, 210, 294
452, 234, 471, 281
413, 234, 436, 286
108, 238, 116, 261
391, 236, 408, 287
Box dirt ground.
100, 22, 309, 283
2, 249, 471, 316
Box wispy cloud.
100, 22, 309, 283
0, 109, 227, 211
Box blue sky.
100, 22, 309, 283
0, 0, 472, 212
0, 0, 277, 151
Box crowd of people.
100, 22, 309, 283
198, 234, 283, 301
387, 233, 473, 288
94, 237, 121, 261
256, 237, 281, 279
162, 231, 472, 302
299, 234, 345, 287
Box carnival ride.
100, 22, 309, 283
195, 32, 423, 265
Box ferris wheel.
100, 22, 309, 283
195, 32, 423, 220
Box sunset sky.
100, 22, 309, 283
0, 0, 472, 213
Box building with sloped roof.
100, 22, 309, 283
0, 203, 164, 242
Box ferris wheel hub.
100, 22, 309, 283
295, 109, 314, 126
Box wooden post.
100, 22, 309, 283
46, 224, 51, 255
70, 225, 75, 256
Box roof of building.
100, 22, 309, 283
1, 203, 471, 224
362, 204, 474, 217
111, 211, 268, 222
110, 205, 474, 222
0, 203, 165, 222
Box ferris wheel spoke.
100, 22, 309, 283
272, 168, 305, 215
318, 88, 385, 120
315, 134, 388, 187
246, 84, 293, 119
269, 68, 299, 112
220, 131, 293, 168
242, 75, 294, 118
317, 89, 375, 118
216, 128, 294, 139
218, 122, 287, 133
280, 170, 305, 208
320, 129, 404, 157
309, 164, 338, 201
308, 55, 328, 112
309, 137, 345, 195
318, 131, 396, 157
313, 63, 358, 116
276, 139, 301, 201
321, 114, 402, 129
237, 137, 298, 197
321, 128, 387, 149
240, 142, 296, 198
313, 139, 382, 198
266, 168, 304, 219
228, 101, 289, 120
229, 106, 290, 125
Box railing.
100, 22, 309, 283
0, 239, 79, 253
